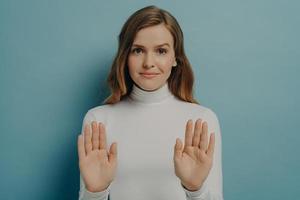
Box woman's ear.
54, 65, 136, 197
172, 59, 177, 67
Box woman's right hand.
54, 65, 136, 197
77, 121, 118, 192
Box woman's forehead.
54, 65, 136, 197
132, 24, 174, 47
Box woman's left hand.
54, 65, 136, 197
173, 119, 215, 191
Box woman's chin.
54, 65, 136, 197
137, 82, 166, 92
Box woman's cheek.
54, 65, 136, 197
128, 57, 140, 70
158, 57, 173, 69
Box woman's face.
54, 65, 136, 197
127, 23, 177, 91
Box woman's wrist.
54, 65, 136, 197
181, 181, 203, 191
86, 183, 110, 193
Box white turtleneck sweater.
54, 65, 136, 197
78, 82, 223, 200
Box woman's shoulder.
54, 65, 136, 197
174, 97, 217, 116
84, 100, 128, 118
193, 104, 218, 121
87, 102, 115, 115
179, 101, 221, 132
173, 99, 220, 125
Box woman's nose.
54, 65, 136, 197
143, 53, 155, 69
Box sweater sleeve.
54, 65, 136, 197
78, 110, 111, 200
182, 108, 224, 200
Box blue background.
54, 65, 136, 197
1, 0, 299, 199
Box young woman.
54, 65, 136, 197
77, 5, 223, 200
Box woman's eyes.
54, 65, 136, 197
157, 48, 167, 55
131, 48, 143, 54
131, 48, 168, 55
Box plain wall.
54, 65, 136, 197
1, 0, 299, 199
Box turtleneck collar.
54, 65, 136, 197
128, 82, 173, 104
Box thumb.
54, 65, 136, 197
174, 138, 183, 159
108, 142, 118, 163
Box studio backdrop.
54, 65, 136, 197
0, 0, 299, 199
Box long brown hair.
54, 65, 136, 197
103, 5, 199, 105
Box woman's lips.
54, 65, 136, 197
140, 73, 160, 78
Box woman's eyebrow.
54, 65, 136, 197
132, 43, 170, 48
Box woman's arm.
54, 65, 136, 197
79, 173, 111, 200
78, 111, 116, 200
179, 109, 224, 200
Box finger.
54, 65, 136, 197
108, 142, 118, 163
84, 124, 93, 154
199, 121, 208, 151
77, 134, 86, 160
192, 119, 202, 147
207, 133, 215, 157
174, 138, 183, 160
92, 121, 100, 150
184, 119, 193, 148
99, 122, 107, 150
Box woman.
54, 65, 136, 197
78, 5, 223, 200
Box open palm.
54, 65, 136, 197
77, 121, 118, 192
173, 119, 215, 191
